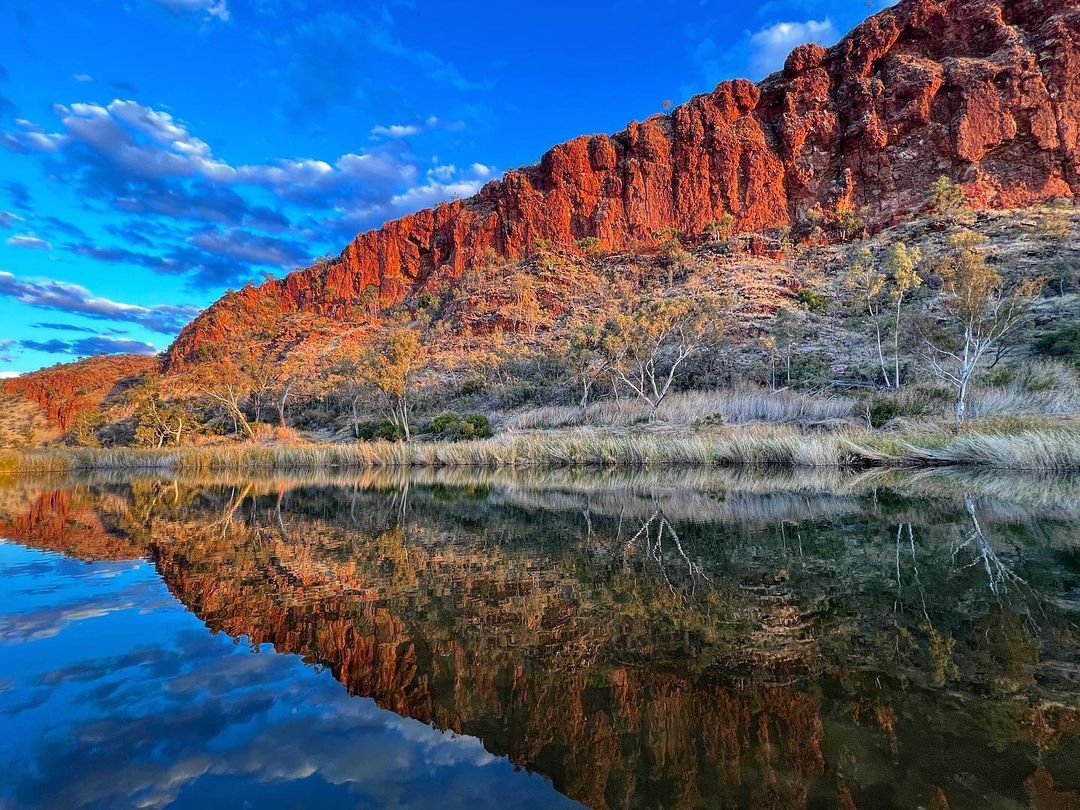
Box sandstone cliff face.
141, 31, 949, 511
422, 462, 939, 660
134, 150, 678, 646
165, 0, 1080, 367
0, 354, 159, 431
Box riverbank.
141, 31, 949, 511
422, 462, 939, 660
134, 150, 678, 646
3, 421, 1079, 474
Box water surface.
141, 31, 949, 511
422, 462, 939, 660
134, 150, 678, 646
1, 467, 1078, 809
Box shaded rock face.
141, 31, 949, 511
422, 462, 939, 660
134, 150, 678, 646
166, 0, 1080, 367
0, 354, 158, 430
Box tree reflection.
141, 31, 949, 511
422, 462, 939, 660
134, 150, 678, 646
953, 493, 1028, 596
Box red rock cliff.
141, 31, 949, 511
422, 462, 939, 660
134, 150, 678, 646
165, 0, 1079, 366
1, 354, 159, 431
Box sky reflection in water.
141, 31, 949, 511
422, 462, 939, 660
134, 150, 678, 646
0, 541, 576, 809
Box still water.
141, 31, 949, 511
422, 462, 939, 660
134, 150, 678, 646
1, 467, 1078, 809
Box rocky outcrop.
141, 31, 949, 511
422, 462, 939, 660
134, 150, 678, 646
165, 0, 1080, 367
1, 354, 158, 431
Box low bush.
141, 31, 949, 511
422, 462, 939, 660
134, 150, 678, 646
428, 411, 494, 441
457, 375, 486, 396
492, 380, 535, 409
576, 236, 602, 256
1036, 325, 1080, 368
968, 362, 1080, 417
983, 365, 1017, 388
796, 289, 828, 313
866, 397, 904, 428
862, 391, 933, 427
354, 420, 409, 442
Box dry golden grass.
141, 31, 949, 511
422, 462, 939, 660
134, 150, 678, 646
895, 429, 1080, 471
505, 389, 856, 430
2, 423, 1078, 473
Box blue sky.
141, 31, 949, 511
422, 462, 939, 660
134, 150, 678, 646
0, 0, 876, 375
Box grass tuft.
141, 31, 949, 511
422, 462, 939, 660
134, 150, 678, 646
2, 424, 1078, 473
505, 388, 856, 430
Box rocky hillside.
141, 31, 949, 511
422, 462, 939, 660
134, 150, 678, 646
1, 354, 158, 434
165, 0, 1080, 367
3, 0, 1077, 439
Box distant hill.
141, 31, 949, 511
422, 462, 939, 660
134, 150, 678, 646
1, 354, 157, 434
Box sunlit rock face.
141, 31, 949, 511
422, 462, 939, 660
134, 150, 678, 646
3, 469, 1079, 808
0, 354, 157, 431
165, 0, 1079, 367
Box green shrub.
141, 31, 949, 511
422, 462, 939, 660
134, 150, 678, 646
921, 386, 954, 403
927, 175, 967, 217
796, 289, 828, 313
657, 237, 694, 284
493, 380, 534, 409
428, 411, 460, 437
1025, 373, 1058, 393
354, 420, 408, 441
864, 394, 930, 427
695, 413, 725, 427
1035, 325, 1080, 367
427, 411, 494, 441
791, 352, 830, 388
866, 397, 903, 427
576, 236, 602, 256
457, 375, 486, 396
376, 420, 406, 441
983, 365, 1016, 388
704, 214, 735, 244
416, 292, 441, 311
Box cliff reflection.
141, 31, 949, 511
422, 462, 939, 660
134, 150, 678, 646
2, 468, 1079, 810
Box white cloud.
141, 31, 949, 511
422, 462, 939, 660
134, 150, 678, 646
148, 0, 230, 22
4, 97, 499, 243
747, 18, 837, 78
428, 164, 457, 181
188, 227, 308, 266
328, 161, 495, 237
73, 73, 94, 83
8, 118, 65, 152
6, 234, 51, 250
389, 179, 486, 212
370, 116, 464, 140
0, 270, 200, 333
371, 123, 423, 139
9, 100, 423, 205
0, 370, 20, 378
108, 99, 213, 157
